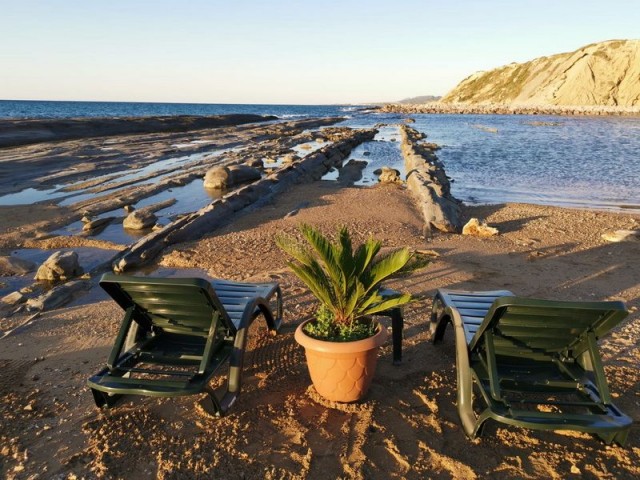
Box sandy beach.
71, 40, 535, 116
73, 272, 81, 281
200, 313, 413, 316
1, 174, 639, 478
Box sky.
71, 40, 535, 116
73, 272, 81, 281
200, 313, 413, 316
1, 0, 639, 105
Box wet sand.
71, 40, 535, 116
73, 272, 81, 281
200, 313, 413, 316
1, 180, 639, 478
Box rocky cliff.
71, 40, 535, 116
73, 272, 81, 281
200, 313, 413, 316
442, 39, 640, 107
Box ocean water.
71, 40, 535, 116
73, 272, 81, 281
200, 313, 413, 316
343, 113, 640, 211
0, 99, 357, 119
409, 114, 640, 210
1, 100, 639, 211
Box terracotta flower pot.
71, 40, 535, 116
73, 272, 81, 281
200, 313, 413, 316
294, 319, 388, 402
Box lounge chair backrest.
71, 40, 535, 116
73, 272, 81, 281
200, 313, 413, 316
469, 297, 628, 355
100, 273, 236, 337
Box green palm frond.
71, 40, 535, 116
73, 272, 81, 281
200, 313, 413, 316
361, 293, 413, 316
277, 224, 416, 338
363, 249, 413, 294
288, 260, 335, 307
300, 224, 346, 304
353, 238, 381, 277
275, 235, 313, 265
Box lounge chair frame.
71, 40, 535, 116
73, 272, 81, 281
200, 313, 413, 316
88, 274, 282, 415
431, 289, 631, 445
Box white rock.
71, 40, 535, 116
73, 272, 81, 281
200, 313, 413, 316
601, 229, 640, 242
462, 218, 499, 237
378, 167, 402, 184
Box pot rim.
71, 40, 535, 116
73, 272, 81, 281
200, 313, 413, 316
294, 318, 388, 353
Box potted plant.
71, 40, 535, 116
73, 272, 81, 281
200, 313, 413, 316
276, 224, 413, 402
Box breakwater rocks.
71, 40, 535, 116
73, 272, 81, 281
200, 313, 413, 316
400, 125, 462, 233
0, 114, 277, 148
381, 102, 640, 117
112, 128, 377, 272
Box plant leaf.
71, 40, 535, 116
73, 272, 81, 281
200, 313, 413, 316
288, 261, 335, 307
361, 293, 413, 316
275, 234, 314, 265
300, 224, 345, 306
362, 248, 412, 294
353, 238, 381, 278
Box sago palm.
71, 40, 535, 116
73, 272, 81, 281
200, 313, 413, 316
276, 224, 413, 331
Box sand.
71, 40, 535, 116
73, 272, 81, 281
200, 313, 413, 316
1, 180, 639, 479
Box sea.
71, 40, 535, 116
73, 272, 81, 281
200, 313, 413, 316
2, 99, 639, 212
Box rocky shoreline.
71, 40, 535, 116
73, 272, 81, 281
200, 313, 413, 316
381, 102, 640, 116
0, 114, 278, 148
0, 117, 376, 313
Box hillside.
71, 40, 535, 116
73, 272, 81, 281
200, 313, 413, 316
441, 39, 640, 107
397, 95, 441, 104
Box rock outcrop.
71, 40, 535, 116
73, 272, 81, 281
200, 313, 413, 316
204, 165, 262, 189
337, 160, 367, 184
122, 199, 176, 230
0, 256, 37, 276
442, 39, 640, 107
0, 114, 278, 149
400, 126, 462, 233
123, 210, 157, 230
112, 128, 378, 272
34, 251, 83, 281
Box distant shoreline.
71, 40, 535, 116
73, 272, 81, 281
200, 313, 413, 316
381, 102, 640, 117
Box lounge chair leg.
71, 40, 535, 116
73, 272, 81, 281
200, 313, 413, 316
272, 286, 283, 332
390, 308, 403, 365
91, 388, 124, 409
599, 429, 629, 447
430, 295, 449, 344
199, 387, 224, 417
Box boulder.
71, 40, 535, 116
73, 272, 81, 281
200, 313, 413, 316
462, 218, 499, 237
338, 159, 367, 184
34, 251, 83, 281
246, 158, 264, 169
123, 210, 157, 230
1, 291, 25, 307
203, 165, 261, 189
378, 167, 402, 184
0, 256, 37, 276
82, 216, 115, 231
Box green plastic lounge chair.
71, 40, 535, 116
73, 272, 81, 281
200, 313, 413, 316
88, 273, 282, 415
430, 289, 632, 445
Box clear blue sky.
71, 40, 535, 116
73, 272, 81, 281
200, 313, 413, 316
1, 0, 638, 104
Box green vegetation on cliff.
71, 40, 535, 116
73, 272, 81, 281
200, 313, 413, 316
442, 39, 640, 107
